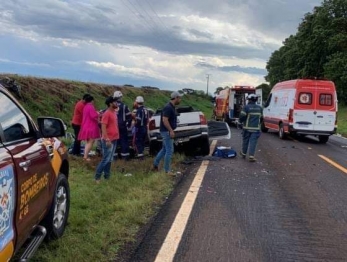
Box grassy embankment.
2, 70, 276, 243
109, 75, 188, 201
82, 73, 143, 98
338, 106, 347, 137
1, 74, 213, 261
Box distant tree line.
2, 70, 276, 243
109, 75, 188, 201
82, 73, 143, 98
265, 0, 347, 104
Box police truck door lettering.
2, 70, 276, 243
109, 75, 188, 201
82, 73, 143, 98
0, 166, 15, 252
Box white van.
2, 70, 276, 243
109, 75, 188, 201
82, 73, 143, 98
262, 79, 338, 143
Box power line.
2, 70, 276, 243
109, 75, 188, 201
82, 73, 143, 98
120, 0, 165, 42
129, 0, 195, 71
121, 0, 204, 88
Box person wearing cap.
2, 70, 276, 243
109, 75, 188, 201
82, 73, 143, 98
113, 90, 132, 160
239, 94, 263, 162
153, 91, 183, 175
94, 96, 119, 183
133, 96, 148, 160
71, 93, 90, 156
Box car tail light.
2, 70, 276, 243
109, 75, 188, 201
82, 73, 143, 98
148, 119, 156, 130
200, 114, 207, 125
288, 109, 293, 123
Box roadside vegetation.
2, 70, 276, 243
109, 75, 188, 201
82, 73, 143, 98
1, 74, 214, 121
265, 0, 347, 105
338, 106, 347, 137
31, 155, 186, 261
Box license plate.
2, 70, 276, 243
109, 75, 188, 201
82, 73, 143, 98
175, 137, 190, 143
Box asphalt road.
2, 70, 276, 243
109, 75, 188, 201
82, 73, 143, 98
131, 130, 347, 262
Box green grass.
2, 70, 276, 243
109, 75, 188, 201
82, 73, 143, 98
32, 154, 185, 261
338, 106, 347, 137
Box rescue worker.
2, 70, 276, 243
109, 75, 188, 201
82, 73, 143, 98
133, 96, 148, 160
239, 94, 263, 162
113, 91, 132, 160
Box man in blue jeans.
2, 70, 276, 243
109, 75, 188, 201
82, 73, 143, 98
239, 94, 263, 162
153, 91, 183, 175
95, 96, 119, 183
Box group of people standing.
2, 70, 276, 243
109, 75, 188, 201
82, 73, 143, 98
70, 89, 263, 183
70, 90, 183, 182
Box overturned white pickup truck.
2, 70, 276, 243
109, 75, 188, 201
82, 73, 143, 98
148, 106, 230, 156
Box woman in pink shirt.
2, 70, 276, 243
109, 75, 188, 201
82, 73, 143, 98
95, 96, 119, 183
78, 95, 100, 161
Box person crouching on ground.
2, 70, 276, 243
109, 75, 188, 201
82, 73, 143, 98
134, 96, 148, 160
153, 91, 183, 175
94, 96, 119, 183
239, 94, 263, 162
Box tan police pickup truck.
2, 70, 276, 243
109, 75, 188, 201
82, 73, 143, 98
0, 84, 70, 261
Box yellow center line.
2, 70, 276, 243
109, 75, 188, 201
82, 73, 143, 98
154, 139, 218, 262
318, 155, 347, 174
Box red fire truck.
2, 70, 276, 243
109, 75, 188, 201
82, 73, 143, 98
213, 85, 262, 125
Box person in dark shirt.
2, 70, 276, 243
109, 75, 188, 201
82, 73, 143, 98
153, 91, 183, 176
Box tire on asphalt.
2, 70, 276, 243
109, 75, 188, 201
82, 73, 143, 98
261, 121, 268, 133
279, 123, 286, 139
197, 137, 210, 156
318, 135, 329, 143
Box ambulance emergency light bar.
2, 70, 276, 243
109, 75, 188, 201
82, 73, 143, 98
232, 85, 255, 89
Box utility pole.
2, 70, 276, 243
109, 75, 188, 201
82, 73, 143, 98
206, 74, 211, 95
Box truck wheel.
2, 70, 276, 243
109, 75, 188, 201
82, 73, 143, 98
149, 141, 161, 156
318, 135, 329, 143
198, 137, 210, 156
261, 121, 268, 133
42, 173, 70, 240
279, 123, 286, 139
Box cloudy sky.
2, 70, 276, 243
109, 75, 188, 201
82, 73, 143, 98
0, 0, 322, 93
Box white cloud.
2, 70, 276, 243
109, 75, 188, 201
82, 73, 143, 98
0, 58, 50, 67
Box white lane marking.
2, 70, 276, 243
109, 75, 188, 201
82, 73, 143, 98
154, 140, 218, 262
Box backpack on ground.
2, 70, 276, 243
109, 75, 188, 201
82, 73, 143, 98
212, 146, 237, 158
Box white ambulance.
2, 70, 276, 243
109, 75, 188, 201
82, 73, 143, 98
262, 79, 338, 143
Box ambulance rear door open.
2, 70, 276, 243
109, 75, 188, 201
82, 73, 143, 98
256, 88, 262, 106
228, 90, 235, 119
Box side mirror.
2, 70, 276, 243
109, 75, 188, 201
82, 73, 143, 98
37, 117, 66, 138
